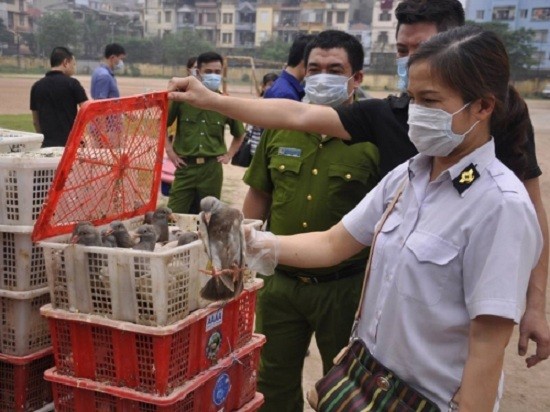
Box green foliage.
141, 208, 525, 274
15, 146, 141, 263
162, 30, 215, 66
0, 18, 11, 45
471, 21, 537, 79
36, 12, 82, 56
256, 38, 290, 63
0, 115, 35, 132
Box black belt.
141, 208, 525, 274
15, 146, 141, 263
181, 156, 217, 165
280, 261, 366, 284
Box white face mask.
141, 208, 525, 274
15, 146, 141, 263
407, 103, 480, 156
202, 73, 222, 91
114, 60, 124, 71
304, 73, 353, 107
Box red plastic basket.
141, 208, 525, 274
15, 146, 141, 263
236, 393, 264, 412
41, 280, 262, 396
0, 347, 54, 411
32, 92, 168, 242
45, 334, 265, 411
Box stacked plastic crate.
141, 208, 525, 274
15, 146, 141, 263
38, 216, 266, 411
0, 128, 58, 412
29, 94, 266, 411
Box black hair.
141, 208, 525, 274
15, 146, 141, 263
287, 34, 316, 67
50, 46, 73, 67
262, 72, 279, 86
409, 25, 529, 178
104, 43, 126, 58
197, 51, 223, 68
304, 30, 364, 73
395, 0, 465, 36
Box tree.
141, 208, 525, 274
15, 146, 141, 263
0, 18, 11, 45
255, 38, 289, 63
473, 21, 537, 79
36, 12, 82, 57
162, 30, 215, 66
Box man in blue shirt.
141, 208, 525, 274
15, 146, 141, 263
91, 43, 126, 99
263, 34, 315, 101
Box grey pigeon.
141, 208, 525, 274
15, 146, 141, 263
71, 221, 93, 238
71, 223, 102, 246
133, 224, 157, 251
152, 206, 173, 243
101, 229, 117, 248
177, 230, 199, 246
143, 211, 154, 224
198, 196, 245, 301
109, 220, 134, 248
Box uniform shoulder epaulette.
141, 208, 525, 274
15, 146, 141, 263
486, 161, 522, 194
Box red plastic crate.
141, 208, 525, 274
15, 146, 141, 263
41, 280, 262, 396
0, 347, 54, 411
236, 393, 264, 412
45, 334, 265, 411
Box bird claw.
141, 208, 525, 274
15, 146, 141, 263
200, 264, 245, 282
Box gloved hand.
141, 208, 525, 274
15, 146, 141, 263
244, 227, 280, 275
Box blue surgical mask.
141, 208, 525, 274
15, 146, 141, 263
114, 60, 124, 72
304, 73, 353, 107
202, 73, 222, 91
396, 56, 409, 92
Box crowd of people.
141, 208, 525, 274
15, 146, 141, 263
28, 0, 549, 410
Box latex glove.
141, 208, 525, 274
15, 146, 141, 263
244, 227, 279, 275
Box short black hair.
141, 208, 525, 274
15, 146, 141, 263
287, 34, 316, 67
104, 43, 126, 58
304, 30, 364, 73
50, 46, 73, 67
197, 51, 223, 68
395, 0, 465, 36
262, 72, 279, 86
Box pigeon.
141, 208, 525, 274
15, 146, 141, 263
71, 221, 93, 238
108, 220, 135, 248
132, 224, 158, 251
71, 223, 102, 246
198, 196, 245, 301
152, 206, 174, 243
143, 211, 154, 224
177, 230, 199, 246
101, 229, 117, 248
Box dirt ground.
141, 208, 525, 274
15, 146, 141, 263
1, 74, 549, 410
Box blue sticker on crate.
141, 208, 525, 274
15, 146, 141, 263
206, 308, 223, 332
213, 372, 231, 406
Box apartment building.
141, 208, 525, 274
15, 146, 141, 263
465, 0, 550, 70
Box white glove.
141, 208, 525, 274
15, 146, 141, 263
244, 227, 280, 275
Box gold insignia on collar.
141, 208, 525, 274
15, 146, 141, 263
459, 168, 475, 184
452, 163, 480, 195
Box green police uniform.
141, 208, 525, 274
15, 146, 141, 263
243, 129, 379, 412
166, 100, 245, 213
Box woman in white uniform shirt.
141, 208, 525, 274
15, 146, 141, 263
245, 26, 543, 411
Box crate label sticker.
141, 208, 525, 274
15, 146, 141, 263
213, 372, 231, 406
206, 308, 223, 332
206, 331, 222, 361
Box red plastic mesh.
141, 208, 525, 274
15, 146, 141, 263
33, 92, 168, 242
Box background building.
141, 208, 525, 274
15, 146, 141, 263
465, 0, 550, 70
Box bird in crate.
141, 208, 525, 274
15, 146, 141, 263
198, 196, 245, 301
151, 206, 174, 243
133, 224, 158, 251
71, 222, 102, 246
107, 220, 135, 248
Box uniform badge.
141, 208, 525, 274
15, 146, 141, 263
452, 163, 480, 194
278, 147, 301, 157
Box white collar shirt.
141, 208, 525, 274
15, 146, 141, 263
341, 139, 542, 410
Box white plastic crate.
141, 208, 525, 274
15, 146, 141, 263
0, 128, 43, 153
0, 224, 48, 291
40, 214, 262, 326
0, 287, 51, 356
0, 148, 63, 226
